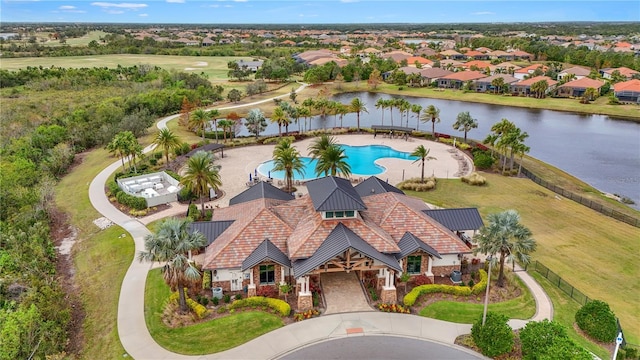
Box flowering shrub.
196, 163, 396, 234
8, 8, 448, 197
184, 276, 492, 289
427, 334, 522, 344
256, 285, 278, 298
412, 275, 431, 286
294, 309, 320, 321
378, 303, 410, 314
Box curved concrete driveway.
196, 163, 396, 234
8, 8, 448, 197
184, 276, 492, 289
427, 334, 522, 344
88, 83, 552, 359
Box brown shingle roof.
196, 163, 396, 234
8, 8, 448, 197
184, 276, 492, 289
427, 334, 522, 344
559, 77, 605, 89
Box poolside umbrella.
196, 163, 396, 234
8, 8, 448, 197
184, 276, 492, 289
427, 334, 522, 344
254, 169, 257, 177
268, 171, 271, 179
249, 173, 252, 182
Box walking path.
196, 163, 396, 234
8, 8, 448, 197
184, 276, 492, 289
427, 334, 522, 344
88, 84, 553, 359
321, 272, 372, 314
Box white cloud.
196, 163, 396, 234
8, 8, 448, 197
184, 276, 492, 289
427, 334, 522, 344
139, 13, 148, 16
90, 2, 148, 10
59, 5, 75, 9
340, 0, 359, 3
472, 11, 495, 15
166, 0, 184, 3
205, 4, 219, 7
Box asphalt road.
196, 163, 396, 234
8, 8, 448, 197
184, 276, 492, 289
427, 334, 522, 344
278, 335, 485, 360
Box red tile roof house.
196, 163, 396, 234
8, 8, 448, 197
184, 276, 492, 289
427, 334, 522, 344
555, 77, 605, 98
463, 50, 490, 60
510, 76, 558, 97
614, 79, 640, 103
474, 74, 520, 93
557, 66, 592, 81
600, 67, 640, 80
438, 70, 487, 89
513, 64, 548, 80
190, 177, 479, 310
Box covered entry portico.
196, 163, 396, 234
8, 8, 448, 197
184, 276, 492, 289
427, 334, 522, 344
293, 223, 402, 311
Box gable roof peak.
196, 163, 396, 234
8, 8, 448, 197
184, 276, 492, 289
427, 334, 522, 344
306, 176, 366, 212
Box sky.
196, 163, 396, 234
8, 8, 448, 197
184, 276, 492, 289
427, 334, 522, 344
1, 0, 639, 24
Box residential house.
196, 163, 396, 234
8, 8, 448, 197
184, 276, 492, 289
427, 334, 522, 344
494, 62, 522, 75
600, 67, 639, 80
557, 66, 591, 81
613, 79, 640, 102
438, 71, 486, 89
406, 56, 433, 68
511, 76, 557, 96
487, 50, 513, 61
201, 37, 216, 47
415, 48, 438, 58
193, 177, 476, 310
556, 77, 605, 97
509, 50, 533, 60
462, 60, 493, 73
382, 50, 413, 64
513, 64, 548, 80
439, 49, 465, 60
419, 68, 454, 86
464, 50, 489, 60
474, 74, 519, 93
235, 59, 264, 72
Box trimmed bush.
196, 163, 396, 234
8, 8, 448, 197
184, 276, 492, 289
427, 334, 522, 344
164, 169, 181, 181
116, 190, 148, 210
473, 151, 495, 169
403, 270, 487, 306
186, 298, 208, 319
471, 312, 514, 358
575, 300, 617, 342
202, 271, 211, 289
397, 177, 437, 192
520, 319, 591, 360
461, 172, 487, 186
229, 296, 291, 316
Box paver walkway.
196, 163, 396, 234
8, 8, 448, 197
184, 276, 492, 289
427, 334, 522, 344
87, 83, 554, 359
321, 272, 373, 314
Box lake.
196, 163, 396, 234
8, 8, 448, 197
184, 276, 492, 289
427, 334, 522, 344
236, 92, 640, 209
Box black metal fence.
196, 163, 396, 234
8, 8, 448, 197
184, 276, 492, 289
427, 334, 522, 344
533, 261, 591, 306
518, 167, 640, 228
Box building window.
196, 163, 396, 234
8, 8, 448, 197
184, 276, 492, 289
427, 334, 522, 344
407, 255, 421, 275
259, 264, 275, 284
324, 210, 357, 219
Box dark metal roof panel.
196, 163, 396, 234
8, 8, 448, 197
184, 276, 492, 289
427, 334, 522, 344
422, 208, 484, 231
396, 231, 442, 259
355, 176, 405, 197
229, 181, 294, 206
292, 223, 401, 278
189, 220, 234, 246
306, 176, 366, 212
241, 238, 291, 271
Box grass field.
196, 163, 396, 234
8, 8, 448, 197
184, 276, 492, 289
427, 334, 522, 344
406, 173, 640, 344
0, 54, 255, 81
145, 269, 284, 355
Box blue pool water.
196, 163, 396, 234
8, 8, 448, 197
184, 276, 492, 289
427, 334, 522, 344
257, 144, 417, 181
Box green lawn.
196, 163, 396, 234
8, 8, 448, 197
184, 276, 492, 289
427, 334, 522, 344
419, 275, 535, 323
528, 271, 610, 359
0, 54, 254, 80
145, 269, 284, 355
405, 173, 640, 344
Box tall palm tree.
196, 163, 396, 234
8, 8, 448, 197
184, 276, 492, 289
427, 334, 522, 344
410, 145, 436, 183
397, 99, 411, 127
106, 131, 134, 171
270, 106, 288, 137
315, 144, 351, 178
453, 111, 478, 142
336, 103, 349, 128
208, 109, 220, 143
298, 106, 311, 133
138, 218, 206, 313
420, 105, 441, 136
375, 98, 387, 126
180, 151, 222, 214
272, 138, 305, 193
189, 109, 210, 142
350, 97, 368, 132
411, 104, 422, 131
217, 119, 234, 143
308, 134, 337, 161
473, 210, 536, 287
152, 128, 181, 165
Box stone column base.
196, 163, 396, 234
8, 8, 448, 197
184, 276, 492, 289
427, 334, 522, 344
247, 284, 256, 297
380, 286, 397, 304
298, 292, 313, 311
425, 271, 435, 283
376, 275, 385, 290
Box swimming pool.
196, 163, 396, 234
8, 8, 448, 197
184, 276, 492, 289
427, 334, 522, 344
257, 144, 417, 181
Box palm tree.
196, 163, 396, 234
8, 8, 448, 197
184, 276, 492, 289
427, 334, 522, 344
217, 119, 234, 142
272, 138, 304, 193
410, 104, 422, 131
398, 99, 411, 127
180, 151, 222, 214
106, 131, 134, 171
410, 145, 436, 183
315, 144, 351, 178
491, 77, 506, 94
208, 109, 220, 143
420, 105, 441, 136
473, 210, 536, 287
375, 98, 387, 126
152, 128, 181, 165
336, 103, 349, 128
350, 97, 368, 132
138, 218, 206, 313
270, 107, 288, 137
453, 111, 478, 142
298, 106, 311, 133
189, 109, 210, 142
308, 133, 337, 159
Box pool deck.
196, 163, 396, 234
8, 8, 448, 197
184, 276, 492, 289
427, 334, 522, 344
140, 134, 472, 224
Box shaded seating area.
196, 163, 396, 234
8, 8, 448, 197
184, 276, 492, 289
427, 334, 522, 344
371, 125, 415, 140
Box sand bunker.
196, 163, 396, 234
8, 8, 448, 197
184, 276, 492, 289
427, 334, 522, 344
184, 67, 197, 71
194, 61, 208, 66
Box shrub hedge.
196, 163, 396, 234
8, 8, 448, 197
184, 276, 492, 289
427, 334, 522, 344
575, 300, 617, 343
229, 296, 291, 316
403, 270, 487, 306
471, 312, 514, 358
520, 319, 591, 360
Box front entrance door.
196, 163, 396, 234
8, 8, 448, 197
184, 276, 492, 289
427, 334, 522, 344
230, 271, 243, 291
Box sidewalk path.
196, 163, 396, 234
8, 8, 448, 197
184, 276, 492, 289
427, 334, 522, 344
88, 83, 552, 359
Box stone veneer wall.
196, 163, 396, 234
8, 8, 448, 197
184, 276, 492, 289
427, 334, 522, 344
211, 281, 231, 292
432, 265, 460, 278
249, 262, 283, 290
380, 287, 397, 304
